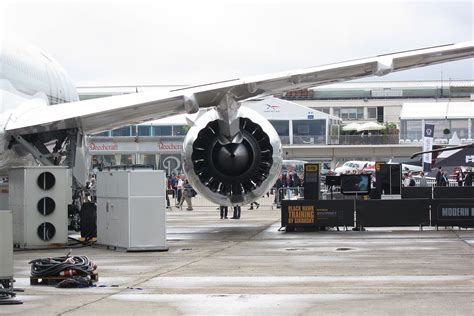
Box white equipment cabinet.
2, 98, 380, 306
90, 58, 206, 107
9, 167, 70, 248
0, 210, 13, 286
97, 170, 167, 251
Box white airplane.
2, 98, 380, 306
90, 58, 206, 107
335, 160, 423, 175
1, 36, 473, 205
334, 160, 372, 175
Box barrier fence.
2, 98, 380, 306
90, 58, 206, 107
165, 185, 472, 211
166, 189, 276, 209
282, 189, 474, 231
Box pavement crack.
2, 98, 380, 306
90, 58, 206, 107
451, 230, 473, 248
60, 214, 281, 314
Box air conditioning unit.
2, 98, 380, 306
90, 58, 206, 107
0, 210, 13, 287
9, 167, 70, 248
97, 170, 167, 251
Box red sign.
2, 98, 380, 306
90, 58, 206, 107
89, 142, 119, 151
158, 141, 182, 151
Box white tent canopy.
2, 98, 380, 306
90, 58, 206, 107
400, 102, 474, 120
342, 122, 385, 132
356, 122, 385, 132
342, 122, 360, 131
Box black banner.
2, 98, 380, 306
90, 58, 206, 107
356, 199, 430, 227
431, 199, 474, 227
282, 200, 354, 228
433, 186, 474, 199
401, 187, 432, 199
304, 163, 320, 200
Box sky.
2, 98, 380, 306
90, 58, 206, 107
1, 0, 473, 86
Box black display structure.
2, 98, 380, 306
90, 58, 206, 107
304, 163, 320, 200
375, 162, 401, 195
340, 174, 371, 194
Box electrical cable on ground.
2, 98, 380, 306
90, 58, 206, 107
29, 253, 97, 279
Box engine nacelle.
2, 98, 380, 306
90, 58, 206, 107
183, 107, 282, 206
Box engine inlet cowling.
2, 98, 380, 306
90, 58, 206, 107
183, 107, 282, 206
192, 118, 272, 196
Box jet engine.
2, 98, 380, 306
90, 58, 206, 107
183, 106, 282, 206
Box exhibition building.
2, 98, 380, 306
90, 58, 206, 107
81, 80, 473, 172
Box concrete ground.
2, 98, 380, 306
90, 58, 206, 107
4, 206, 474, 315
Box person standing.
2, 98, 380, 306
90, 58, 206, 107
455, 170, 464, 187
435, 167, 443, 186
165, 176, 171, 209
464, 168, 472, 186
89, 178, 97, 203
403, 173, 411, 187
179, 180, 194, 210
176, 175, 184, 206
275, 175, 284, 208
440, 171, 449, 186
171, 174, 178, 197
293, 173, 301, 196
418, 171, 428, 187
281, 173, 288, 200
287, 173, 295, 199
219, 206, 228, 219
231, 205, 241, 219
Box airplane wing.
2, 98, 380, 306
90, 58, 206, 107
410, 143, 474, 159
6, 41, 474, 136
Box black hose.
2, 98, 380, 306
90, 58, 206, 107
29, 255, 96, 278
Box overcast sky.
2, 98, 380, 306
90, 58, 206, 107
1, 0, 472, 86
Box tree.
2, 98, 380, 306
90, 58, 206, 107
443, 128, 451, 139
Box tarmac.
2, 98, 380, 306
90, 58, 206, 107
4, 206, 474, 315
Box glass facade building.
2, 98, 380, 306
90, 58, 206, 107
399, 102, 473, 143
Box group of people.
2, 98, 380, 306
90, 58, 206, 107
403, 172, 429, 187
274, 172, 304, 207
434, 166, 472, 187
167, 174, 196, 210
167, 174, 257, 218
402, 166, 473, 187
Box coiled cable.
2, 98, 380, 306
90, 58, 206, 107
29, 254, 96, 278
